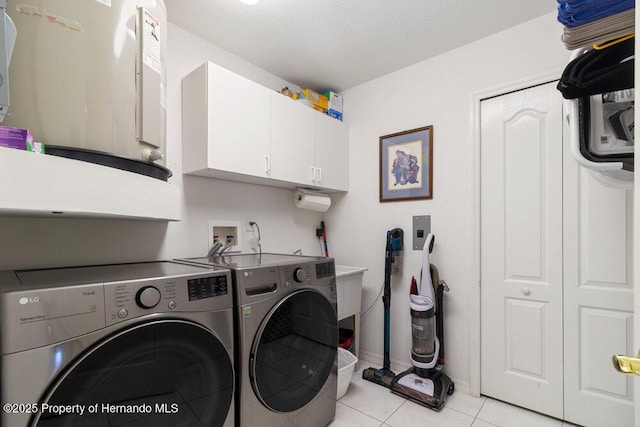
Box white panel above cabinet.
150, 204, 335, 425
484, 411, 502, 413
0, 148, 180, 220
181, 61, 349, 192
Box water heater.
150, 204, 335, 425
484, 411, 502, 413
4, 0, 168, 177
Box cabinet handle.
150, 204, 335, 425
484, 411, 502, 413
316, 167, 322, 183
311, 166, 316, 183
265, 155, 271, 176
522, 286, 531, 296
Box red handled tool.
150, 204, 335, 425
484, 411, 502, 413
321, 221, 329, 257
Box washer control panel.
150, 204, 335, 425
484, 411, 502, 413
0, 262, 232, 351
315, 261, 335, 279
228, 256, 336, 305
293, 267, 306, 283
104, 270, 231, 326
188, 275, 228, 301
136, 285, 162, 308
280, 260, 336, 289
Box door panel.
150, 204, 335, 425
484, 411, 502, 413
563, 141, 634, 426
580, 308, 631, 395
481, 81, 634, 426
505, 112, 544, 280
506, 299, 546, 377
481, 82, 564, 418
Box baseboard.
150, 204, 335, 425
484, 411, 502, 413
358, 349, 412, 373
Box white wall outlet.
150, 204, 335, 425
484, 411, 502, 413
245, 216, 256, 232
208, 220, 242, 253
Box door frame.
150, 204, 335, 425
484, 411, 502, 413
634, 11, 640, 424
469, 69, 563, 396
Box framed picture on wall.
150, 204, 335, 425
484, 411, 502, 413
379, 125, 433, 202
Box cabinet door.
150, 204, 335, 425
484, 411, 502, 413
206, 63, 271, 177
270, 93, 316, 186
315, 113, 348, 191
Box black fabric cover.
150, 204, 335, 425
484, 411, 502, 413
557, 37, 634, 99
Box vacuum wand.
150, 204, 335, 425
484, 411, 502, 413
382, 230, 393, 371
362, 228, 403, 388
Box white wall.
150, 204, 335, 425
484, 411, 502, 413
0, 24, 327, 270
327, 12, 569, 392
0, 11, 571, 394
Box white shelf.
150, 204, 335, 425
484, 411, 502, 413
0, 147, 181, 220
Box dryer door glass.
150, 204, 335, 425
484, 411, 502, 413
251, 289, 338, 412
32, 320, 233, 427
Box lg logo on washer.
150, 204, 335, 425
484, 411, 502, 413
19, 296, 40, 305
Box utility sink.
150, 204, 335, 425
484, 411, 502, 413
335, 265, 367, 320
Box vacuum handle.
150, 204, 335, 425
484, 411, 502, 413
436, 280, 447, 363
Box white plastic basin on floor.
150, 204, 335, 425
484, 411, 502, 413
337, 347, 358, 399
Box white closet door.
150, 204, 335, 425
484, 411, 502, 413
480, 82, 564, 418
562, 123, 634, 426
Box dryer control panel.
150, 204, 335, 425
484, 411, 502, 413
0, 262, 232, 352
0, 282, 106, 354
104, 271, 231, 327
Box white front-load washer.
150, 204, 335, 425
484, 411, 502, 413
179, 254, 339, 427
0, 261, 235, 427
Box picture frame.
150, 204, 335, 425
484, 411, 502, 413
379, 125, 433, 202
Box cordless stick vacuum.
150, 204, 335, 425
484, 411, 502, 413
362, 228, 403, 388
390, 233, 454, 411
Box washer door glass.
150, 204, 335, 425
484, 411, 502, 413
251, 289, 338, 412
32, 320, 233, 427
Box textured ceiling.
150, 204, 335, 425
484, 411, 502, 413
167, 1, 556, 92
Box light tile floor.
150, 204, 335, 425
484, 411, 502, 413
330, 362, 581, 427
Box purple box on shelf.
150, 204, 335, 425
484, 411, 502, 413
0, 125, 43, 153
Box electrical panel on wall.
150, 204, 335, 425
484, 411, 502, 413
413, 215, 431, 250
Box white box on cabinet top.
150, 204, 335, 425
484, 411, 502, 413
182, 62, 349, 192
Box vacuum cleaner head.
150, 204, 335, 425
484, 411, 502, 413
391, 368, 454, 411
362, 367, 396, 388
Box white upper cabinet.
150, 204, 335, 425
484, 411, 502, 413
182, 61, 349, 192
182, 62, 271, 181
315, 112, 349, 191
270, 92, 316, 186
